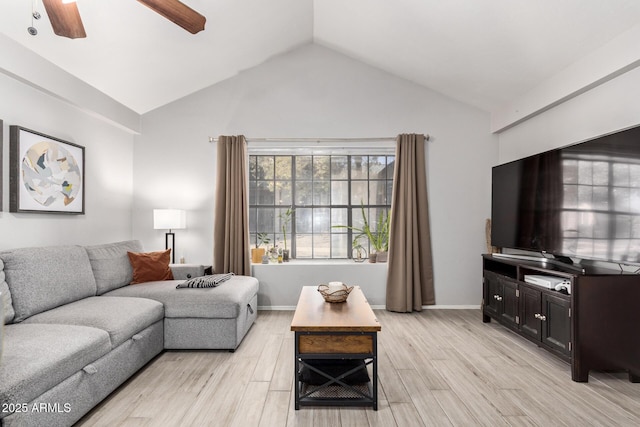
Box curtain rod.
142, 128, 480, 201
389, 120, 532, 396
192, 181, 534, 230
208, 135, 430, 143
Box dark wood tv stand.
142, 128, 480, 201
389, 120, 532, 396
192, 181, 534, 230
482, 254, 640, 382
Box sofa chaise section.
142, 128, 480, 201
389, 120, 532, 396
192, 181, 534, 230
87, 240, 259, 350
104, 275, 259, 350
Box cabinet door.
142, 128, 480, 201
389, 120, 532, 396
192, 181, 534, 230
519, 285, 542, 340
483, 272, 501, 318
501, 279, 519, 327
542, 293, 571, 355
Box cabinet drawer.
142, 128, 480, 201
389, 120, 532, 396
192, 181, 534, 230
299, 334, 373, 354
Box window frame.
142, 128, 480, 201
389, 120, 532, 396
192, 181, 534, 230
248, 149, 395, 260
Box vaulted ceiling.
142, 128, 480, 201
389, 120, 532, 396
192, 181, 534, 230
1, 0, 640, 116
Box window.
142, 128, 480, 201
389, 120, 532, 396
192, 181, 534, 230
249, 154, 395, 259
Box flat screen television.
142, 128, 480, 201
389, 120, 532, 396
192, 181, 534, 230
492, 125, 640, 265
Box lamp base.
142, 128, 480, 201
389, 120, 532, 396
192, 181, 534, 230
165, 232, 176, 264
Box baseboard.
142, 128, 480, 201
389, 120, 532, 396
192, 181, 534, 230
258, 304, 481, 311
424, 305, 480, 310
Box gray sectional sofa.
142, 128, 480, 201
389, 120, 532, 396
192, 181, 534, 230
0, 240, 259, 427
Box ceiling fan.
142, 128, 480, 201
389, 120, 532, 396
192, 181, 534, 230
40, 0, 206, 39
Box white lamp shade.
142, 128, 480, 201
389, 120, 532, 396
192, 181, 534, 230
154, 209, 186, 230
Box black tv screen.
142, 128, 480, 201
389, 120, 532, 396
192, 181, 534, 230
492, 125, 640, 265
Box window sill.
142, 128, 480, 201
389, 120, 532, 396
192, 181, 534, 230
251, 259, 386, 266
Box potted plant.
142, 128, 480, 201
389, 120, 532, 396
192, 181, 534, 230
251, 232, 270, 264
279, 207, 294, 261
333, 203, 390, 263
370, 209, 390, 262
352, 237, 367, 263
268, 242, 280, 263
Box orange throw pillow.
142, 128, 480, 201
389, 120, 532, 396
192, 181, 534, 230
127, 249, 174, 284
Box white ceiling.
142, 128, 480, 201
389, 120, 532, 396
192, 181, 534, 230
1, 0, 640, 115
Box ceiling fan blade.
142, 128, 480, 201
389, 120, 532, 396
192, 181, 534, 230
42, 0, 87, 39
136, 0, 206, 34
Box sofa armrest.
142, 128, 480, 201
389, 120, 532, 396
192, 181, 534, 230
169, 264, 211, 280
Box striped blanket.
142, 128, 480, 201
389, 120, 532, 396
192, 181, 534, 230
176, 273, 235, 289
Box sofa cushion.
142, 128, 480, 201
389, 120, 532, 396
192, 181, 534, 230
0, 246, 97, 322
128, 249, 174, 284
85, 240, 144, 295
23, 296, 164, 348
1, 259, 16, 324
104, 276, 259, 319
0, 323, 111, 408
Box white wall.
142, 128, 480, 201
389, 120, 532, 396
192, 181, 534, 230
497, 65, 640, 162
0, 34, 140, 134
491, 23, 640, 133
0, 72, 135, 250
252, 262, 389, 308
135, 44, 498, 307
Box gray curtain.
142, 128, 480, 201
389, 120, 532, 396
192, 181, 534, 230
213, 135, 251, 276
386, 133, 435, 312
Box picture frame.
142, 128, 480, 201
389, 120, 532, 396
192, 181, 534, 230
9, 126, 85, 214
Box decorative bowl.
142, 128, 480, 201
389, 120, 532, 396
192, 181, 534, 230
317, 283, 354, 303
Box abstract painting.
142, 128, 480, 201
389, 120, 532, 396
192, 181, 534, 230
10, 126, 85, 214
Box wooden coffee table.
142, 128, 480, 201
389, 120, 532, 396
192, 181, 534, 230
291, 285, 381, 410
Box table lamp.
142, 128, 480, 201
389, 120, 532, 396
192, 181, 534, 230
153, 209, 186, 264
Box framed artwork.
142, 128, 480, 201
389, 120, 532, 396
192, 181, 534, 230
9, 126, 85, 214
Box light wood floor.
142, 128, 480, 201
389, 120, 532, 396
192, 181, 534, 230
76, 309, 640, 426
